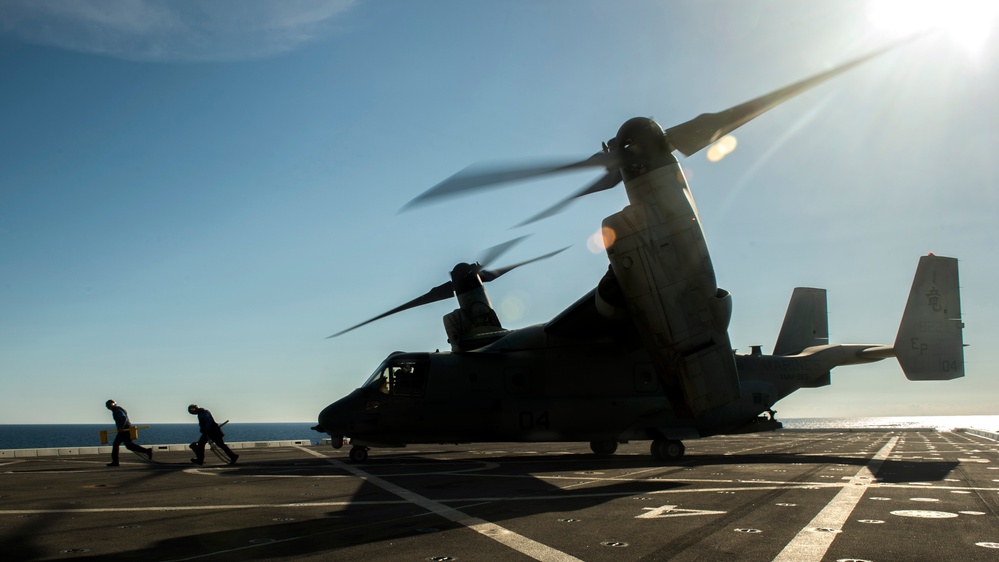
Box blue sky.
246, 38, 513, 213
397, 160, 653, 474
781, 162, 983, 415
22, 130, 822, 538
1, 1, 997, 424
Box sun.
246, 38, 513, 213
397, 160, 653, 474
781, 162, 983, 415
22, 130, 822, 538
867, 0, 998, 55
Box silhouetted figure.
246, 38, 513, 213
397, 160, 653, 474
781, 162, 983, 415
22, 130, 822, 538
187, 404, 238, 465
104, 400, 152, 466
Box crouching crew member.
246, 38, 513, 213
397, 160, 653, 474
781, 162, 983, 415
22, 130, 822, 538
187, 404, 238, 465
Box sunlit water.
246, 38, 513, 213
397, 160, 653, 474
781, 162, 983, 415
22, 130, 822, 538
1, 416, 996, 450
782, 415, 999, 432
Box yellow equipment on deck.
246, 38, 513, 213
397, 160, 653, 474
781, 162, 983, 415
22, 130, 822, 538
99, 426, 150, 444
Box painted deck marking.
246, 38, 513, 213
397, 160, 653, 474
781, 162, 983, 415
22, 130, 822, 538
772, 436, 898, 562
637, 505, 726, 518
298, 446, 583, 562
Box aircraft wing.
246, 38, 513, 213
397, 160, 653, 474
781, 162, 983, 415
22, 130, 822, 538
544, 288, 629, 340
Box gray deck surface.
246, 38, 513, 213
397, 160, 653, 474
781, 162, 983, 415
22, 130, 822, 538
2, 430, 998, 561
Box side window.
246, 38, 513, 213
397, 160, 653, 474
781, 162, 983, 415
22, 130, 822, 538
376, 367, 392, 395
391, 362, 427, 397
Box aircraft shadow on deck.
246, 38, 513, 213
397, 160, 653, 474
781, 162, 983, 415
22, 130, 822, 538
3, 449, 958, 561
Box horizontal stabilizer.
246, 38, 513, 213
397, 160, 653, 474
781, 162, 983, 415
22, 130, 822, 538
894, 255, 964, 380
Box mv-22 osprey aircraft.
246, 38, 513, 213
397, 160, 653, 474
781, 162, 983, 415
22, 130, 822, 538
315, 39, 965, 463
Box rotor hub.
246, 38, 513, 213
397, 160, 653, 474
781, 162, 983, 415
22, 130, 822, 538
613, 117, 677, 181
450, 262, 483, 295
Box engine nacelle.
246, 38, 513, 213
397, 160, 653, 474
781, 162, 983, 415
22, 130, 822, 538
594, 267, 630, 322
603, 161, 741, 417
443, 262, 506, 351
710, 287, 733, 333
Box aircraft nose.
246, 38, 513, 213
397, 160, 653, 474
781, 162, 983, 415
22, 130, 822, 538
317, 389, 366, 437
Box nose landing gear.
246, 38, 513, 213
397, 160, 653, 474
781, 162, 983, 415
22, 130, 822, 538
651, 438, 685, 461
349, 445, 370, 463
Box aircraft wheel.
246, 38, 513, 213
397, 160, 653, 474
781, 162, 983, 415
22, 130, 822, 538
663, 439, 685, 460
651, 439, 665, 460
330, 436, 344, 449
589, 440, 618, 456
349, 445, 369, 463
651, 439, 685, 461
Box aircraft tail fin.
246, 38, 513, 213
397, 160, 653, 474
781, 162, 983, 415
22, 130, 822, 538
774, 287, 829, 355
893, 254, 965, 380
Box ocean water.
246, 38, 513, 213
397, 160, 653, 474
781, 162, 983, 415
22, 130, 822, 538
2, 416, 996, 450
0, 422, 319, 450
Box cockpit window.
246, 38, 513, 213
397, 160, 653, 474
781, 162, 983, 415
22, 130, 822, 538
363, 359, 427, 397
363, 364, 391, 394
391, 362, 426, 396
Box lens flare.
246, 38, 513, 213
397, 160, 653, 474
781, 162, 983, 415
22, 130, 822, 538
499, 292, 527, 321
706, 135, 738, 162
588, 226, 616, 252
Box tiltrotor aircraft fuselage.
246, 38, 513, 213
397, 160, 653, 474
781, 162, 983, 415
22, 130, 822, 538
315, 39, 965, 463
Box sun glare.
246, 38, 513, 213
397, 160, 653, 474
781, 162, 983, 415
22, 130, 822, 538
867, 0, 998, 55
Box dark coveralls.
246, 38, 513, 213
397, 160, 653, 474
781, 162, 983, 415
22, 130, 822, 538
110, 406, 151, 463
191, 408, 236, 463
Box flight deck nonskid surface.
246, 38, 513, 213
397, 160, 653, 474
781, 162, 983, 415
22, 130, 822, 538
1, 430, 998, 561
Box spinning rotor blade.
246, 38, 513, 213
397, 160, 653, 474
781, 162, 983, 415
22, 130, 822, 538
666, 36, 919, 156
480, 246, 570, 282
515, 169, 622, 227
402, 151, 618, 209
327, 281, 454, 339
477, 235, 528, 270
327, 238, 566, 338
398, 36, 920, 223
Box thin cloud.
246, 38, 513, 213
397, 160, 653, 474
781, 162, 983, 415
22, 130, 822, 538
0, 0, 357, 62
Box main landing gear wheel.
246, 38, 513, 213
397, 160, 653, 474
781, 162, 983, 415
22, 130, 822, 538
589, 440, 618, 457
349, 445, 369, 463
651, 439, 685, 461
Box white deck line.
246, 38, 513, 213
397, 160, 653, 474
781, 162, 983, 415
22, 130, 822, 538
772, 436, 899, 562
298, 446, 584, 562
